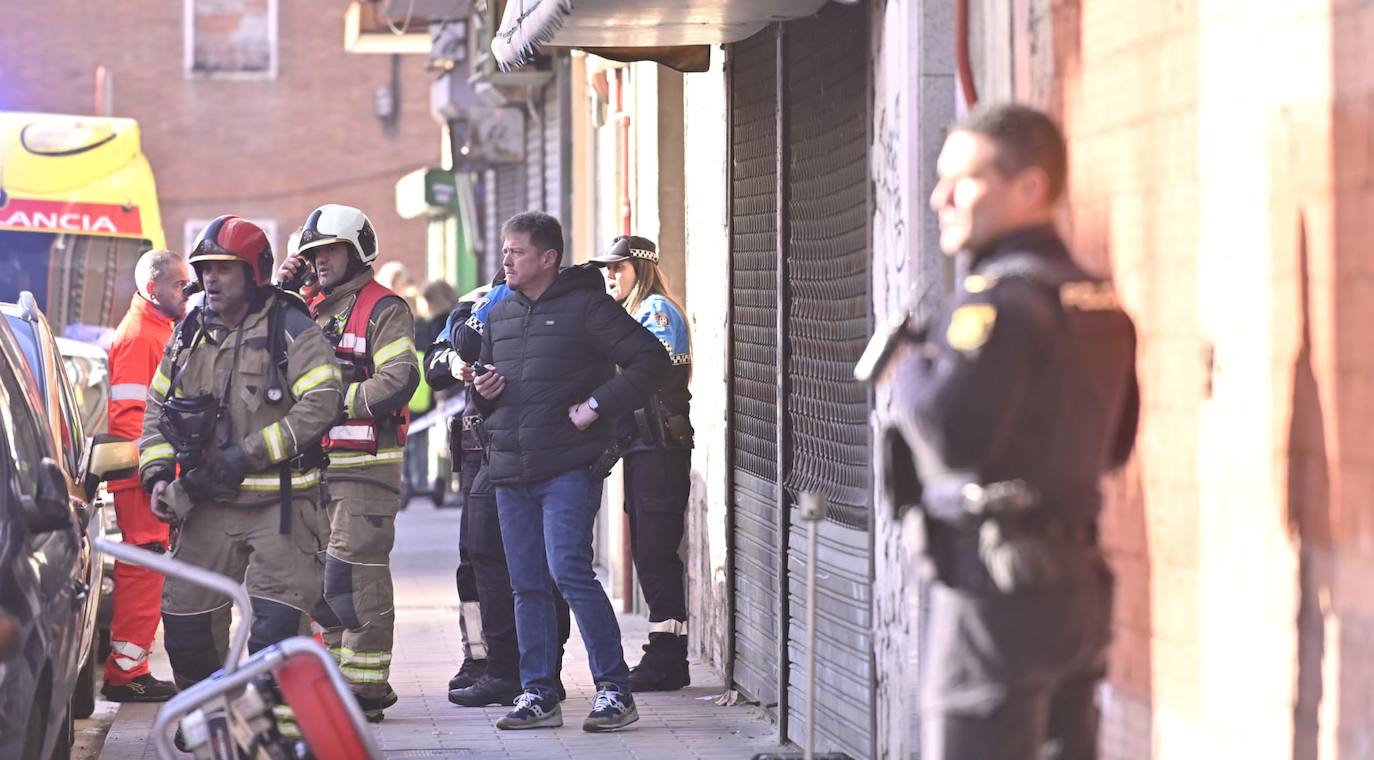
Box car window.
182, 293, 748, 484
54, 362, 84, 474
3, 315, 46, 400
0, 354, 48, 497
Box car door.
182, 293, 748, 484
0, 353, 81, 730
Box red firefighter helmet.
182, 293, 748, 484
188, 215, 274, 286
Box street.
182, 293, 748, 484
84, 498, 786, 759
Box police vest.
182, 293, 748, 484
319, 279, 410, 453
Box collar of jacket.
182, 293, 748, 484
314, 267, 375, 316
511, 263, 604, 305
969, 224, 1071, 272
130, 292, 174, 330
202, 289, 276, 343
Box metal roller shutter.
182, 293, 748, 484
781, 2, 873, 757
728, 27, 782, 711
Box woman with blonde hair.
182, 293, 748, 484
592, 235, 694, 691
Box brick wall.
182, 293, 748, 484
1020, 0, 1374, 756
0, 2, 437, 279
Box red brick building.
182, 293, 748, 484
0, 1, 438, 276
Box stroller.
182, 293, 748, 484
94, 538, 381, 760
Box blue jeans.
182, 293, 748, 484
496, 469, 630, 696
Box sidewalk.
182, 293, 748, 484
100, 499, 786, 759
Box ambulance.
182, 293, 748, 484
0, 112, 165, 339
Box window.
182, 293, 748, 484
0, 358, 49, 497
185, 218, 278, 263
185, 0, 279, 78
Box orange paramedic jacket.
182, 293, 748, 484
108, 294, 176, 492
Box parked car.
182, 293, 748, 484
55, 337, 109, 437
0, 294, 104, 724
55, 337, 116, 665
0, 308, 95, 760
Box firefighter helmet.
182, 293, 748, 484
297, 204, 378, 264
188, 215, 274, 286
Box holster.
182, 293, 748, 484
589, 440, 623, 480
921, 476, 1057, 594
158, 394, 220, 470
633, 393, 693, 449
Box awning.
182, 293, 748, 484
492, 0, 834, 71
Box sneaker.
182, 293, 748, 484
101, 674, 178, 703
629, 658, 691, 692
448, 674, 522, 707
356, 687, 399, 723
448, 658, 488, 691
495, 690, 563, 730
582, 682, 639, 733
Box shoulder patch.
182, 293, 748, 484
1059, 281, 1119, 311
964, 274, 992, 293
654, 311, 670, 328
946, 304, 997, 352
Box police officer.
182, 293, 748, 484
591, 235, 694, 691
102, 249, 191, 703
425, 274, 573, 708
438, 284, 489, 692
878, 104, 1139, 759
139, 215, 342, 692
276, 204, 420, 721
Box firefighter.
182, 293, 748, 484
101, 249, 192, 703
138, 216, 343, 694
592, 236, 694, 691
276, 204, 420, 721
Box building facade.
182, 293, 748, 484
0, 1, 438, 277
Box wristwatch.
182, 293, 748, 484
587, 397, 599, 411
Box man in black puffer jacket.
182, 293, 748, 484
472, 211, 668, 733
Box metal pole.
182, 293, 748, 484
799, 492, 826, 760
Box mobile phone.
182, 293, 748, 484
472, 362, 490, 377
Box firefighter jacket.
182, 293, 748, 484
138, 290, 344, 507
309, 269, 419, 479
108, 294, 176, 492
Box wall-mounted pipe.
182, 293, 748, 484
956, 0, 979, 108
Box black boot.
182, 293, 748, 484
449, 657, 487, 691
102, 673, 179, 703
356, 687, 399, 722
448, 674, 523, 707
629, 633, 690, 692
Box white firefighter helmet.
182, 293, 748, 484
286, 225, 304, 258
297, 204, 379, 264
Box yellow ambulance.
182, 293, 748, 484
0, 112, 165, 338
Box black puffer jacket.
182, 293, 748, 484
477, 265, 669, 485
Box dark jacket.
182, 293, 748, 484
477, 265, 669, 485
903, 225, 1139, 523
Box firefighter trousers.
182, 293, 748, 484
105, 485, 171, 685
313, 472, 402, 700
161, 494, 325, 690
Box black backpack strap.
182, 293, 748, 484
265, 288, 314, 405
164, 307, 204, 394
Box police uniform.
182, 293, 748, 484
307, 267, 419, 710
138, 288, 343, 689
619, 292, 694, 690
426, 282, 572, 703
891, 225, 1139, 760
448, 295, 487, 679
